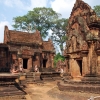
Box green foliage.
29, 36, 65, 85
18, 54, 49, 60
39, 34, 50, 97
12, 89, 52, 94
12, 7, 61, 38
51, 18, 68, 54
54, 53, 65, 67
93, 5, 100, 17
12, 7, 69, 53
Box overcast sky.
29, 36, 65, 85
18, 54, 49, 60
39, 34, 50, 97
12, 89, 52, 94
0, 0, 100, 43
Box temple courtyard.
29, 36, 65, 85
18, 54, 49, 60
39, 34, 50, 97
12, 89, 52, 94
25, 80, 100, 100
0, 0, 100, 99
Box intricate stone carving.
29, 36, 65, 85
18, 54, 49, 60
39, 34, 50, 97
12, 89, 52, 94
81, 41, 88, 50
64, 0, 100, 79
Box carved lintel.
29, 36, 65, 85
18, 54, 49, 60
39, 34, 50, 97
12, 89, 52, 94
22, 55, 31, 59
81, 50, 89, 57
96, 50, 100, 56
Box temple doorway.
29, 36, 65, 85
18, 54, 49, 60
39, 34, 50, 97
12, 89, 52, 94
23, 59, 28, 69
43, 59, 47, 68
77, 60, 82, 75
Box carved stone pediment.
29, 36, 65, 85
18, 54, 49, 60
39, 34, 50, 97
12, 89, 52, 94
22, 49, 33, 55
70, 52, 81, 59
18, 46, 34, 56
21, 46, 31, 50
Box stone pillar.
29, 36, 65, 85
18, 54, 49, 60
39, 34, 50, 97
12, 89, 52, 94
69, 59, 81, 78
88, 44, 92, 74
86, 41, 97, 75
51, 58, 54, 68
97, 56, 100, 75
18, 58, 23, 67
69, 59, 72, 74
27, 57, 32, 70
51, 54, 54, 68
88, 42, 97, 75
82, 57, 88, 76
46, 53, 52, 68
64, 60, 69, 73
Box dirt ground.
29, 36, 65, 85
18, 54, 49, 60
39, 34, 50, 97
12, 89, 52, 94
25, 80, 100, 100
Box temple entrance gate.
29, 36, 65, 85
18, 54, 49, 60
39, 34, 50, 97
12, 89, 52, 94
43, 59, 47, 68
76, 60, 82, 75
23, 59, 28, 69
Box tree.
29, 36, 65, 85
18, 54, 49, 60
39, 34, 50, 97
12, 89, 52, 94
93, 5, 100, 17
50, 18, 68, 55
12, 7, 61, 38
54, 53, 65, 67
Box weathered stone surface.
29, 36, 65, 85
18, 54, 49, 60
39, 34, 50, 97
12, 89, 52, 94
0, 26, 55, 73
64, 0, 100, 79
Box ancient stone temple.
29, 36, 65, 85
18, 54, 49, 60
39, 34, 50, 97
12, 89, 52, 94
64, 0, 100, 80
0, 43, 9, 72
0, 26, 55, 72
57, 0, 100, 93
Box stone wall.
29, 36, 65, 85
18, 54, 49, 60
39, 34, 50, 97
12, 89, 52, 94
64, 0, 100, 78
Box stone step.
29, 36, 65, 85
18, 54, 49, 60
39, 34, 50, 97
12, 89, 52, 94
26, 77, 34, 79
0, 95, 26, 100
0, 84, 26, 99
26, 79, 40, 82
26, 73, 34, 75
26, 81, 34, 84
42, 77, 55, 81
20, 80, 27, 85
26, 76, 33, 78
27, 80, 43, 84
0, 90, 25, 96
57, 81, 100, 93
52, 77, 61, 80
64, 80, 100, 85
0, 82, 15, 85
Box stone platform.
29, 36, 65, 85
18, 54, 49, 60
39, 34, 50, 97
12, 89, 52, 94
23, 72, 61, 84
0, 73, 26, 99
0, 73, 19, 85
0, 73, 19, 77
41, 72, 61, 80
57, 77, 100, 94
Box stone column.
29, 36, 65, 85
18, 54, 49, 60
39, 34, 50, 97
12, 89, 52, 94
82, 57, 88, 76
51, 58, 54, 68
69, 59, 72, 75
69, 58, 81, 78
18, 58, 23, 67
88, 41, 97, 75
97, 56, 100, 75
64, 60, 69, 73
27, 57, 32, 70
